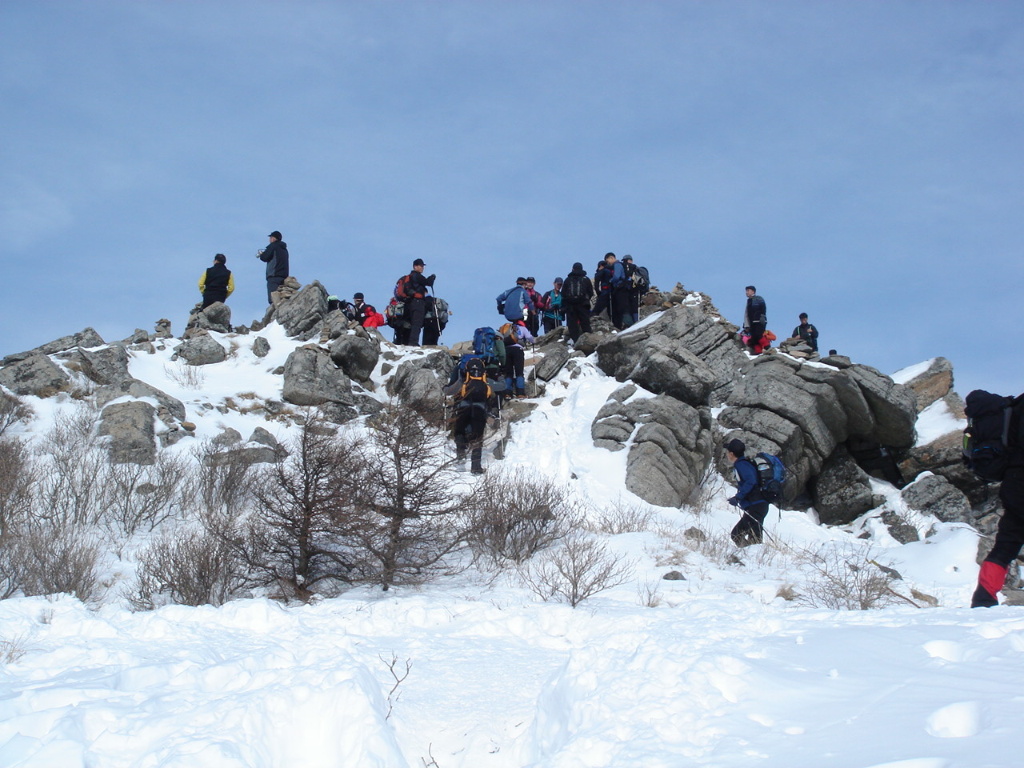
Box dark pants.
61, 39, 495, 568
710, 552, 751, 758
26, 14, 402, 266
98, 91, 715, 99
202, 291, 227, 309
405, 298, 426, 346
393, 324, 409, 345
731, 501, 770, 546
503, 345, 526, 396
611, 287, 632, 330
591, 289, 611, 319
542, 314, 562, 334
454, 404, 487, 471
422, 322, 442, 346
564, 303, 591, 342
747, 323, 765, 352
987, 466, 1024, 567
266, 276, 285, 304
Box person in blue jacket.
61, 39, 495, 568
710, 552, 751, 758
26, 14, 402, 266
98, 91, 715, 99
725, 438, 770, 546
496, 278, 535, 323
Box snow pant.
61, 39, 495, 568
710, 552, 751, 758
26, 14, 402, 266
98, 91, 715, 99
392, 323, 410, 345
503, 345, 526, 396
453, 404, 487, 472
591, 289, 612, 319
564, 303, 591, 342
405, 298, 426, 346
731, 501, 770, 547
611, 287, 632, 330
627, 291, 641, 326
266, 276, 285, 304
973, 464, 1024, 606
542, 314, 562, 334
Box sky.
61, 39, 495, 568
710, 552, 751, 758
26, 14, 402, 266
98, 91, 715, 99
1, 1, 1022, 396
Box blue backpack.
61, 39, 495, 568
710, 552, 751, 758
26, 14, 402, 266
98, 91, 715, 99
474, 327, 500, 359
753, 452, 786, 503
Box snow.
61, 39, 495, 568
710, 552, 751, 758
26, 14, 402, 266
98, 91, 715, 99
916, 399, 966, 447
0, 326, 1020, 767
892, 359, 935, 386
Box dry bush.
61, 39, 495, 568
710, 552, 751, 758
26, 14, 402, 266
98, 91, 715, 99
0, 521, 101, 602
795, 544, 901, 610
0, 438, 36, 538
128, 528, 246, 609
99, 453, 195, 539
466, 468, 583, 567
589, 497, 654, 535
685, 461, 726, 517
34, 405, 107, 527
0, 392, 32, 439
520, 534, 635, 607
163, 362, 206, 390
341, 404, 471, 591
0, 633, 30, 664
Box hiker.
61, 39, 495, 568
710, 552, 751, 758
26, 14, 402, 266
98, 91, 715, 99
198, 253, 235, 309
725, 438, 770, 546
499, 319, 534, 398
258, 231, 289, 304
496, 278, 535, 324
540, 277, 564, 334
397, 258, 436, 346
353, 293, 386, 329
967, 391, 1024, 607
523, 277, 543, 336
442, 357, 495, 474
606, 254, 632, 330
591, 255, 616, 321
622, 255, 647, 327
742, 285, 767, 354
791, 313, 819, 352
422, 296, 448, 345
561, 262, 594, 342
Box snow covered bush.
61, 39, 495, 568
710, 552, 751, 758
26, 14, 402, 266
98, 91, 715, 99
520, 534, 634, 607
0, 392, 32, 439
128, 528, 245, 609
0, 520, 101, 602
795, 544, 903, 610
589, 497, 654, 535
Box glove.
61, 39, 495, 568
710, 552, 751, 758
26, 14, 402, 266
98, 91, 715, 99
727, 496, 739, 507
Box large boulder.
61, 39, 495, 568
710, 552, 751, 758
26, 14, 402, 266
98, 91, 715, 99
64, 344, 132, 386
95, 379, 187, 423
98, 400, 157, 464
595, 304, 748, 405
843, 363, 917, 448
281, 346, 354, 408
812, 445, 876, 525
330, 334, 380, 383
0, 354, 71, 398
534, 344, 572, 382
901, 472, 973, 524
186, 302, 232, 334
896, 357, 954, 413
1, 327, 105, 366
275, 281, 329, 339
385, 351, 455, 412
900, 431, 986, 505
174, 333, 227, 366
592, 385, 712, 508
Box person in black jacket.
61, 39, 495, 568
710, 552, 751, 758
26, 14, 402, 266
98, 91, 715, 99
725, 438, 770, 546
258, 230, 289, 304
198, 254, 235, 308
791, 313, 819, 352
442, 358, 495, 474
742, 285, 767, 353
560, 262, 594, 342
403, 258, 436, 346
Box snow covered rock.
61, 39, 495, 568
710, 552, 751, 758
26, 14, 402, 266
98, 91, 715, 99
901, 472, 973, 524
0, 326, 104, 366
811, 445, 876, 525
185, 301, 232, 334
0, 353, 71, 397
329, 334, 380, 384
534, 343, 571, 382
98, 400, 157, 464
281, 346, 354, 409
894, 356, 954, 413
174, 332, 227, 366
63, 343, 132, 386
274, 280, 329, 339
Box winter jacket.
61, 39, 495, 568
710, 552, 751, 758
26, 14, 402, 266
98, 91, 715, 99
406, 270, 435, 299
541, 289, 563, 319
744, 294, 767, 330
609, 261, 627, 290
259, 240, 289, 280
560, 267, 594, 305
496, 285, 535, 322
198, 264, 235, 299
791, 322, 819, 351
731, 457, 764, 509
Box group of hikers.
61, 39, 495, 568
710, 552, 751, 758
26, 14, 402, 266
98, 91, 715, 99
741, 285, 820, 356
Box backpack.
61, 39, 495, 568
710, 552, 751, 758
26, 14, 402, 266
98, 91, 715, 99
473, 327, 499, 358
498, 322, 520, 346
457, 359, 492, 402
385, 298, 405, 328
963, 390, 1024, 481
752, 452, 786, 503
432, 297, 449, 326
562, 273, 587, 304
394, 274, 413, 301
631, 265, 650, 293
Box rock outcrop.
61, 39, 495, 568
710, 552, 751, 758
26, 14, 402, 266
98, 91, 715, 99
98, 401, 157, 464
0, 354, 72, 398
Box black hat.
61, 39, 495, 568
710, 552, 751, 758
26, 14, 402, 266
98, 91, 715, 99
526, 276, 536, 283
214, 253, 226, 264
745, 285, 756, 292
413, 258, 426, 267
554, 277, 563, 284
572, 262, 584, 271
724, 438, 745, 456
269, 231, 282, 240
622, 255, 633, 262
799, 312, 808, 320
354, 292, 364, 300
516, 276, 526, 284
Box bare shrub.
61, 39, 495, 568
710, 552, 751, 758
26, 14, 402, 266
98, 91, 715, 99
342, 404, 471, 591
685, 461, 726, 517
192, 439, 258, 532
637, 579, 663, 607
795, 544, 901, 610
0, 521, 101, 602
0, 633, 30, 664
0, 439, 37, 538
589, 496, 654, 535
128, 528, 246, 609
0, 392, 32, 439
232, 416, 361, 600
34, 405, 107, 527
467, 468, 582, 567
520, 534, 635, 607
99, 453, 194, 539
164, 362, 206, 390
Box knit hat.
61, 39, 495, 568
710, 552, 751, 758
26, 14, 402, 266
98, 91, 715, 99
724, 438, 745, 456
572, 262, 583, 271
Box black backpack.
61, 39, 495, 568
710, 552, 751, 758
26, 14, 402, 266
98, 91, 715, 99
963, 390, 1024, 481
561, 274, 587, 304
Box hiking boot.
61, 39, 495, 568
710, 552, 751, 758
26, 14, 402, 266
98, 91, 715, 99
471, 466, 485, 475
971, 584, 999, 608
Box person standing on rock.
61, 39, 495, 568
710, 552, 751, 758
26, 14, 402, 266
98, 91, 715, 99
258, 230, 289, 304
560, 262, 594, 343
742, 285, 767, 354
791, 312, 819, 352
198, 253, 235, 309
725, 438, 770, 546
403, 258, 436, 346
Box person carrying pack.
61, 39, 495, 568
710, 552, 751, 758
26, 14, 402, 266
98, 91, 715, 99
560, 262, 594, 342
540, 277, 564, 333
396, 258, 435, 346
724, 438, 772, 547
442, 357, 496, 474
963, 390, 1024, 607
422, 296, 449, 345
498, 320, 534, 399
622, 255, 648, 328
472, 326, 507, 371
495, 278, 535, 323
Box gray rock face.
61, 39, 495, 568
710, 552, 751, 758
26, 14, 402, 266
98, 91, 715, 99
900, 357, 954, 413
329, 334, 380, 383
385, 353, 454, 412
98, 401, 157, 464
844, 364, 917, 448
94, 379, 187, 423
900, 431, 985, 505
596, 304, 748, 405
901, 472, 973, 523
573, 332, 603, 355
275, 281, 329, 339
812, 445, 876, 525
65, 344, 132, 386
187, 302, 232, 334
534, 344, 571, 382
175, 333, 227, 366
1, 327, 105, 366
281, 347, 354, 408
0, 354, 71, 397
592, 386, 712, 508
252, 336, 271, 358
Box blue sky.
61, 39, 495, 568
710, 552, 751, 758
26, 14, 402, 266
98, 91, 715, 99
1, 1, 1021, 396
